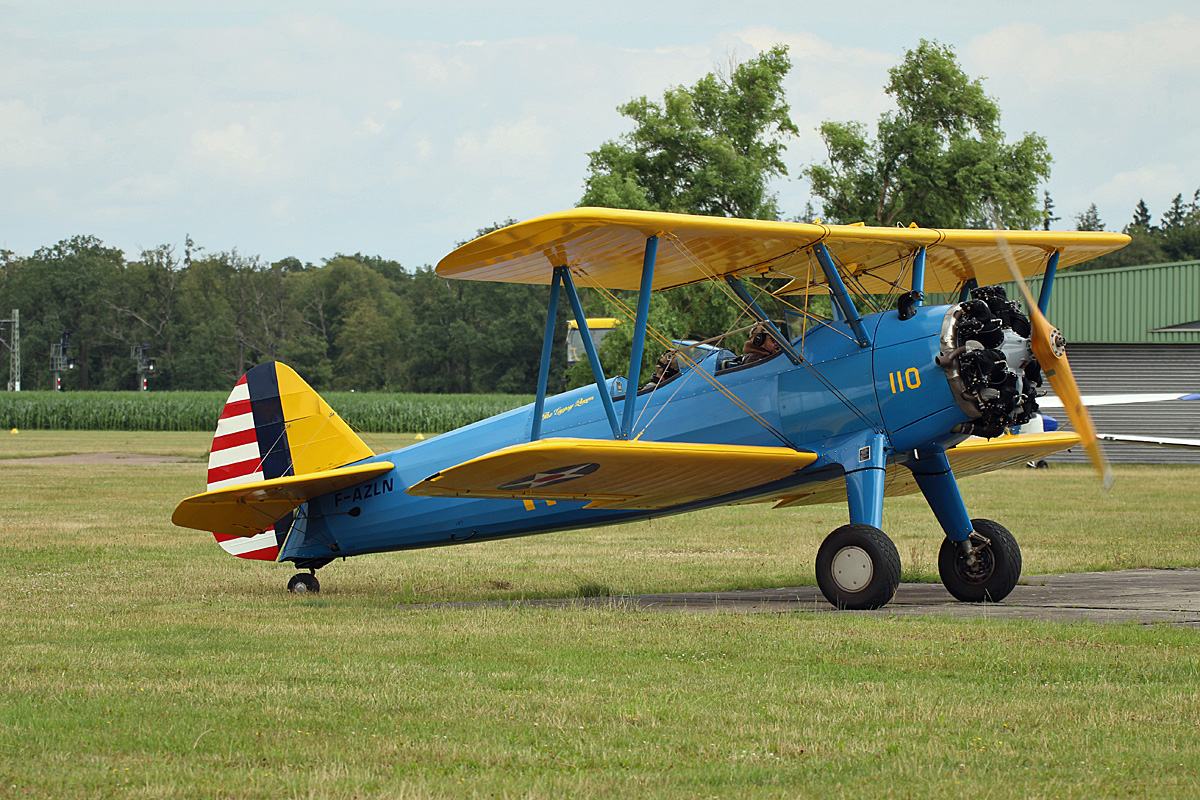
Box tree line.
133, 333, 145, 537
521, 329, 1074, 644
0, 228, 567, 392
1066, 193, 1200, 271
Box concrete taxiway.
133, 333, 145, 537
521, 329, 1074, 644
454, 569, 1200, 625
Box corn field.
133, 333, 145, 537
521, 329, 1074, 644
0, 391, 533, 433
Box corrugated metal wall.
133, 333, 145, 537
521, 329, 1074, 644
991, 261, 1200, 463
1043, 344, 1200, 464
1004, 260, 1200, 345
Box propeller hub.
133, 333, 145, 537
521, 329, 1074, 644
1048, 327, 1066, 358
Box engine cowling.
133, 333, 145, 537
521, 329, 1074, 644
937, 286, 1041, 439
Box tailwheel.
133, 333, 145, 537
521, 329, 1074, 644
815, 524, 901, 610
938, 518, 1021, 603
287, 572, 320, 594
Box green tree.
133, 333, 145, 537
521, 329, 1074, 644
169, 249, 411, 390
106, 244, 183, 388
281, 255, 409, 390
1160, 190, 1200, 263
1075, 204, 1105, 232
401, 220, 567, 394
1129, 199, 1154, 234
1161, 193, 1187, 232
574, 48, 801, 386
805, 40, 1052, 229
404, 267, 563, 394
9, 236, 126, 389
333, 295, 406, 390
404, 268, 486, 393
1043, 191, 1060, 231
580, 45, 799, 221
172, 251, 294, 386
1064, 192, 1200, 272
173, 253, 241, 387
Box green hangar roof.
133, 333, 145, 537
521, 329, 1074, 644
1001, 259, 1200, 345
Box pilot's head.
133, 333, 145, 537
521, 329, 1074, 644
654, 351, 678, 378
743, 324, 779, 357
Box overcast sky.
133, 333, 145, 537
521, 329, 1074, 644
3, 1, 1197, 268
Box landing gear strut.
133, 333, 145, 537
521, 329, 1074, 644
815, 524, 901, 610
287, 571, 320, 594
938, 518, 1021, 602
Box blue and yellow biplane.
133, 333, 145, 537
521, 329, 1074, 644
172, 208, 1130, 609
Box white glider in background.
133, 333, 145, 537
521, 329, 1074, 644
1034, 392, 1200, 449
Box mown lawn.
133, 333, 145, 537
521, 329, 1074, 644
2, 433, 1198, 798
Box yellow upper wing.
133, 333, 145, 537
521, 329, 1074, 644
406, 438, 818, 510
436, 208, 1130, 294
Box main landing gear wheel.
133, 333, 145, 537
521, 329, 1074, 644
815, 524, 902, 610
287, 573, 320, 594
938, 518, 1021, 603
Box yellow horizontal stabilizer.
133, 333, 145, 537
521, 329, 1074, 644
172, 461, 394, 537
436, 208, 1129, 294
771, 432, 1082, 509
407, 438, 817, 510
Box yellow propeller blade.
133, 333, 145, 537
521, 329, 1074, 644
994, 233, 1112, 489
1025, 306, 1112, 489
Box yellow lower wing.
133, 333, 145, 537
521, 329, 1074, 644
771, 432, 1081, 508
173, 461, 394, 537
407, 439, 818, 510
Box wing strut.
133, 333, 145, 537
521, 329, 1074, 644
536, 236, 660, 442
957, 278, 978, 303
530, 267, 563, 441
1037, 251, 1059, 315
812, 242, 872, 347
911, 245, 927, 297
622, 236, 658, 439
559, 265, 623, 439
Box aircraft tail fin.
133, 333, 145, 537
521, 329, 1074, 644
204, 362, 374, 561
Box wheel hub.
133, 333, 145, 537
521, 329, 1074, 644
831, 546, 874, 592
954, 545, 995, 584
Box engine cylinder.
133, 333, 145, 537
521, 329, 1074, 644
938, 286, 1041, 439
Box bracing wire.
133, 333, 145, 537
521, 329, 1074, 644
690, 239, 885, 432
572, 267, 796, 447
665, 235, 881, 431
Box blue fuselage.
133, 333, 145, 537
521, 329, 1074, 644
280, 304, 972, 562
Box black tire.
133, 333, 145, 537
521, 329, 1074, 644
815, 524, 902, 610
287, 573, 320, 594
938, 518, 1021, 603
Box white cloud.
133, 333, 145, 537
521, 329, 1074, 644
967, 16, 1200, 95
0, 100, 99, 171
191, 122, 282, 175
3, 6, 1199, 262
963, 15, 1200, 223
98, 172, 178, 203
453, 118, 552, 175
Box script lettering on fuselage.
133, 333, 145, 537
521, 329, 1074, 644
542, 394, 594, 421
334, 477, 395, 507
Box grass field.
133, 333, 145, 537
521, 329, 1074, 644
2, 432, 1199, 798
